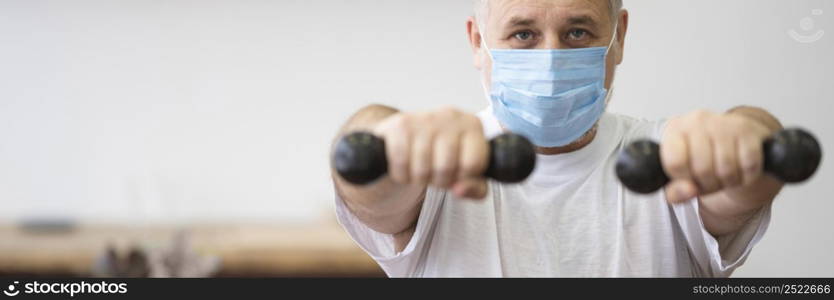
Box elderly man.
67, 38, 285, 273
331, 0, 783, 277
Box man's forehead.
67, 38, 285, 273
486, 0, 611, 24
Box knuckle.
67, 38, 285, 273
716, 152, 734, 166
433, 106, 461, 121
664, 157, 688, 176
685, 109, 712, 125
717, 167, 737, 183
693, 109, 712, 119
412, 167, 430, 181
693, 163, 713, 178
748, 123, 771, 138
438, 105, 460, 114
467, 116, 484, 131
414, 112, 432, 123
665, 118, 684, 133
740, 147, 761, 171
391, 114, 411, 130
729, 115, 747, 128
391, 157, 409, 174
390, 147, 409, 164
741, 158, 760, 174
434, 164, 455, 179
459, 110, 475, 121
388, 145, 407, 163
460, 159, 482, 176
707, 120, 729, 134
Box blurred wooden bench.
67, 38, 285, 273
0, 224, 384, 277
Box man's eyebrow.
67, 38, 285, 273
503, 15, 601, 28
566, 15, 598, 27
505, 16, 537, 27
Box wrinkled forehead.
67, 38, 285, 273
481, 0, 614, 28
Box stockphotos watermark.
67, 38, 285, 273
788, 9, 825, 44
3, 280, 127, 297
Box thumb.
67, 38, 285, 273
664, 179, 699, 204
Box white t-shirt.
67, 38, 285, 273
335, 109, 771, 277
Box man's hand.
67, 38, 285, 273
660, 108, 784, 236
333, 104, 490, 250
661, 109, 775, 202
373, 106, 490, 199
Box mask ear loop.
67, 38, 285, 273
603, 21, 620, 107
477, 22, 495, 105
605, 21, 620, 55
478, 22, 494, 60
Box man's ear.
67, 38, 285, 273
466, 16, 484, 70
614, 9, 629, 65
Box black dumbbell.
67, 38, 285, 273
333, 132, 537, 185
615, 128, 822, 194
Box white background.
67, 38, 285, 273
0, 0, 831, 276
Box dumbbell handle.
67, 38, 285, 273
333, 132, 537, 185
615, 128, 822, 194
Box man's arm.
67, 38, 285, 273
662, 106, 784, 237
331, 104, 426, 242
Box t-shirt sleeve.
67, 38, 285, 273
635, 116, 772, 277
671, 197, 772, 277
334, 186, 446, 277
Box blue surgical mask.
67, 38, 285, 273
481, 23, 618, 147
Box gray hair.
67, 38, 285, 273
474, 0, 623, 23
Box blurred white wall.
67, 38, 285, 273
0, 0, 831, 276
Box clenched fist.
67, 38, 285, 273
661, 109, 780, 203
373, 107, 490, 199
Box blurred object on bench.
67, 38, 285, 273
91, 231, 221, 278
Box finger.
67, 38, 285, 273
458, 131, 489, 180
664, 179, 699, 204
738, 135, 764, 186
431, 132, 461, 188
688, 131, 722, 194
452, 178, 488, 199
377, 119, 411, 184
660, 131, 692, 180
713, 133, 742, 188
410, 130, 435, 186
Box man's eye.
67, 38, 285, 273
513, 31, 535, 41
567, 29, 588, 40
